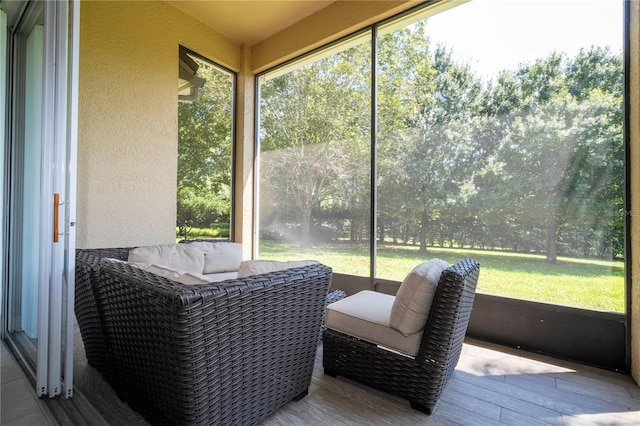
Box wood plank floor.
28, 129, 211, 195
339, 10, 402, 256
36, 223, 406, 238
261, 340, 640, 426
65, 323, 640, 426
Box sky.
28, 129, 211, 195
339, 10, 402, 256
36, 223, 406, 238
425, 0, 624, 81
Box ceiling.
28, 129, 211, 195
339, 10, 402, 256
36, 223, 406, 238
167, 1, 337, 46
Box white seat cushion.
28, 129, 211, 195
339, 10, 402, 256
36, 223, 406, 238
390, 259, 449, 336
325, 290, 423, 357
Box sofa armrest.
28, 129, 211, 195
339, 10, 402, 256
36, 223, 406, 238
74, 248, 134, 392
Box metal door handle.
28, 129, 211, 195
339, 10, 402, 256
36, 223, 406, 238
53, 193, 60, 243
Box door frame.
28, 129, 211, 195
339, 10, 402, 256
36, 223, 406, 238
1, 0, 79, 399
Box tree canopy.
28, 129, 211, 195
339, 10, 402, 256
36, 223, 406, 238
177, 23, 623, 261
256, 24, 623, 261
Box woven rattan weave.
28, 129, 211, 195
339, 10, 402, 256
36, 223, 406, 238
76, 248, 332, 425
322, 258, 480, 414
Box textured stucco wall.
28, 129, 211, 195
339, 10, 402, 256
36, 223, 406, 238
630, 0, 640, 385
77, 1, 239, 248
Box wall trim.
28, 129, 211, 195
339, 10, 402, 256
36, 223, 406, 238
468, 294, 627, 373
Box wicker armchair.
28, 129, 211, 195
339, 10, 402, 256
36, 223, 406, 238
75, 248, 332, 425
322, 258, 480, 414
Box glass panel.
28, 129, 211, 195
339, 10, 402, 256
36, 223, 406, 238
177, 51, 234, 241
7, 10, 45, 365
377, 0, 624, 312
257, 34, 372, 276
21, 23, 44, 339
0, 10, 5, 326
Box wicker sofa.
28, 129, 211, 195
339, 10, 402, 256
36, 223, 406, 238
75, 246, 333, 426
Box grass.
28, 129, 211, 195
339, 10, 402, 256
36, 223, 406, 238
176, 227, 230, 241
259, 241, 625, 313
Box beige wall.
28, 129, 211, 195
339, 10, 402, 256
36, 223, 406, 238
77, 0, 239, 248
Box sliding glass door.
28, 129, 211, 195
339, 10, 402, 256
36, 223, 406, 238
3, 0, 79, 398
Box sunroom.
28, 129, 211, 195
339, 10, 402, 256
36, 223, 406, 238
2, 0, 640, 424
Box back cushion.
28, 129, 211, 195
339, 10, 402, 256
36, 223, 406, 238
189, 242, 243, 274
389, 259, 449, 336
237, 259, 319, 278
128, 244, 206, 274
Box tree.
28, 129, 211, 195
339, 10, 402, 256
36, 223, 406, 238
498, 95, 580, 262
257, 24, 624, 263
259, 45, 371, 247
177, 60, 233, 237
377, 24, 435, 246
478, 49, 623, 261
398, 41, 486, 254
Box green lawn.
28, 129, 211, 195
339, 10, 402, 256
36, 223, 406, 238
259, 241, 625, 313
